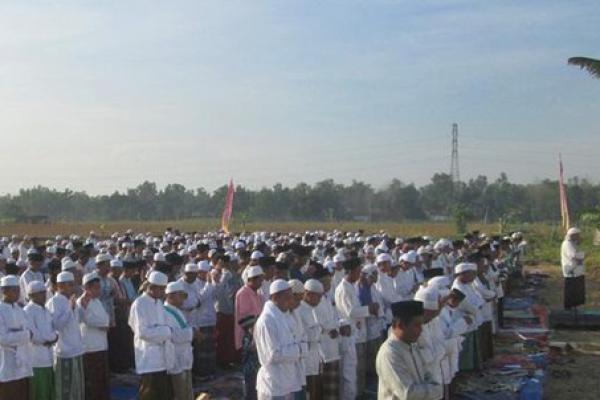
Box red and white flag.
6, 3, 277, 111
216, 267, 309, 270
559, 154, 570, 232
221, 179, 235, 233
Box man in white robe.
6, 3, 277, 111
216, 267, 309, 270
561, 227, 585, 310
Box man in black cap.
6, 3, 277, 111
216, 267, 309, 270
376, 300, 443, 400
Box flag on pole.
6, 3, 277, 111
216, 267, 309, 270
221, 179, 235, 233
559, 154, 570, 232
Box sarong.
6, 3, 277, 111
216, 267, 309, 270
170, 370, 193, 400
55, 356, 85, 400
83, 351, 110, 400
321, 360, 340, 400
306, 374, 322, 400
32, 367, 55, 400
193, 326, 216, 378
458, 331, 481, 372
564, 275, 585, 309
0, 377, 30, 400
355, 342, 367, 396
479, 321, 494, 362
108, 318, 135, 373
216, 312, 238, 366
139, 370, 173, 400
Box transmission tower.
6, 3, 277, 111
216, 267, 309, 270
450, 123, 460, 183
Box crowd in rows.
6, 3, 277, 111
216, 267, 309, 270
0, 228, 526, 400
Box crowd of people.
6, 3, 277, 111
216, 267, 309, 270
0, 227, 527, 400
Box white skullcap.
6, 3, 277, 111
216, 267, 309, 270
395, 238, 404, 245
234, 241, 246, 250
83, 272, 100, 286
333, 254, 345, 263
57, 271, 75, 283
400, 251, 417, 264
304, 279, 324, 294
361, 264, 378, 276
246, 266, 264, 279
250, 250, 264, 260
417, 245, 433, 255
153, 253, 166, 262
166, 281, 186, 295
288, 279, 305, 294
184, 263, 199, 273
376, 253, 392, 264
455, 263, 477, 274
198, 260, 211, 272
428, 276, 451, 290
61, 260, 77, 271
0, 275, 19, 287
95, 253, 112, 264
269, 279, 291, 296
324, 260, 336, 273
414, 287, 439, 311
27, 280, 46, 294
567, 227, 581, 237
148, 271, 168, 286
110, 259, 123, 268
208, 249, 217, 258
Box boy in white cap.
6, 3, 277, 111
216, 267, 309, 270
128, 271, 173, 400
0, 275, 33, 400
46, 271, 85, 400
255, 279, 303, 400
77, 272, 110, 400
24, 280, 58, 400
300, 279, 326, 399
164, 281, 194, 400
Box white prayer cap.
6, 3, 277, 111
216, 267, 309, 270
27, 280, 46, 294
83, 272, 100, 286
324, 260, 335, 273
198, 260, 211, 272
208, 249, 218, 258
234, 241, 246, 250
333, 254, 345, 263
376, 253, 392, 264
166, 281, 186, 295
153, 253, 166, 262
511, 231, 524, 239
428, 276, 451, 289
304, 279, 324, 294
566, 227, 581, 237
455, 263, 477, 274
57, 271, 75, 283
61, 260, 77, 271
414, 288, 439, 311
142, 249, 153, 257
184, 263, 199, 273
0, 275, 19, 287
364, 245, 375, 255
148, 271, 168, 286
288, 279, 305, 294
95, 253, 112, 264
417, 245, 433, 255
246, 266, 264, 279
250, 250, 264, 260
110, 259, 123, 268
400, 251, 417, 264
46, 246, 57, 254
394, 238, 404, 245
269, 279, 291, 296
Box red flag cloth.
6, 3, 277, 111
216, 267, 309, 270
559, 155, 570, 232
221, 179, 235, 233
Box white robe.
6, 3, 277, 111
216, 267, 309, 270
339, 334, 357, 400
24, 301, 57, 368
376, 334, 443, 400
77, 297, 110, 353
561, 239, 585, 277
46, 293, 85, 359
164, 303, 193, 375
335, 279, 370, 344
314, 295, 340, 364
438, 306, 467, 381
0, 301, 33, 382
297, 301, 321, 377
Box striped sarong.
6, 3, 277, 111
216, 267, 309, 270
458, 330, 482, 372
355, 342, 367, 396
321, 360, 340, 400
55, 356, 85, 400
32, 367, 55, 400
193, 326, 216, 378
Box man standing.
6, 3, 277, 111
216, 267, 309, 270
78, 272, 111, 400
128, 271, 173, 400
255, 279, 303, 400
376, 300, 443, 400
561, 227, 586, 310
0, 275, 33, 399
235, 266, 265, 352
299, 279, 325, 400
25, 280, 58, 400
19, 249, 45, 303
47, 271, 86, 400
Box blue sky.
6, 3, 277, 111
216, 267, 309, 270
1, 0, 599, 194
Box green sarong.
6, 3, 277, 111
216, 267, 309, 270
458, 330, 482, 372
55, 356, 85, 400
33, 367, 55, 400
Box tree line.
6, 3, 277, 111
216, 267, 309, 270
0, 172, 598, 223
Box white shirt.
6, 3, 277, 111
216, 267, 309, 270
394, 269, 417, 300
335, 279, 370, 344
19, 268, 44, 303
46, 293, 85, 359
314, 294, 340, 363
129, 293, 172, 374
77, 297, 109, 353
24, 301, 57, 368
164, 303, 193, 375
472, 277, 496, 322
0, 301, 33, 382
255, 300, 302, 397
561, 239, 585, 277
196, 279, 217, 327
178, 278, 202, 328
451, 279, 484, 331
376, 272, 399, 324
297, 301, 321, 376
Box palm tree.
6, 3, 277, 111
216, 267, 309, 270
568, 57, 600, 78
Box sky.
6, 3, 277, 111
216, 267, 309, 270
1, 0, 599, 195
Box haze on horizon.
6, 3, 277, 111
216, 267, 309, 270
1, 0, 599, 196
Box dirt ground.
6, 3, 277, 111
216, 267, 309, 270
532, 264, 600, 399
